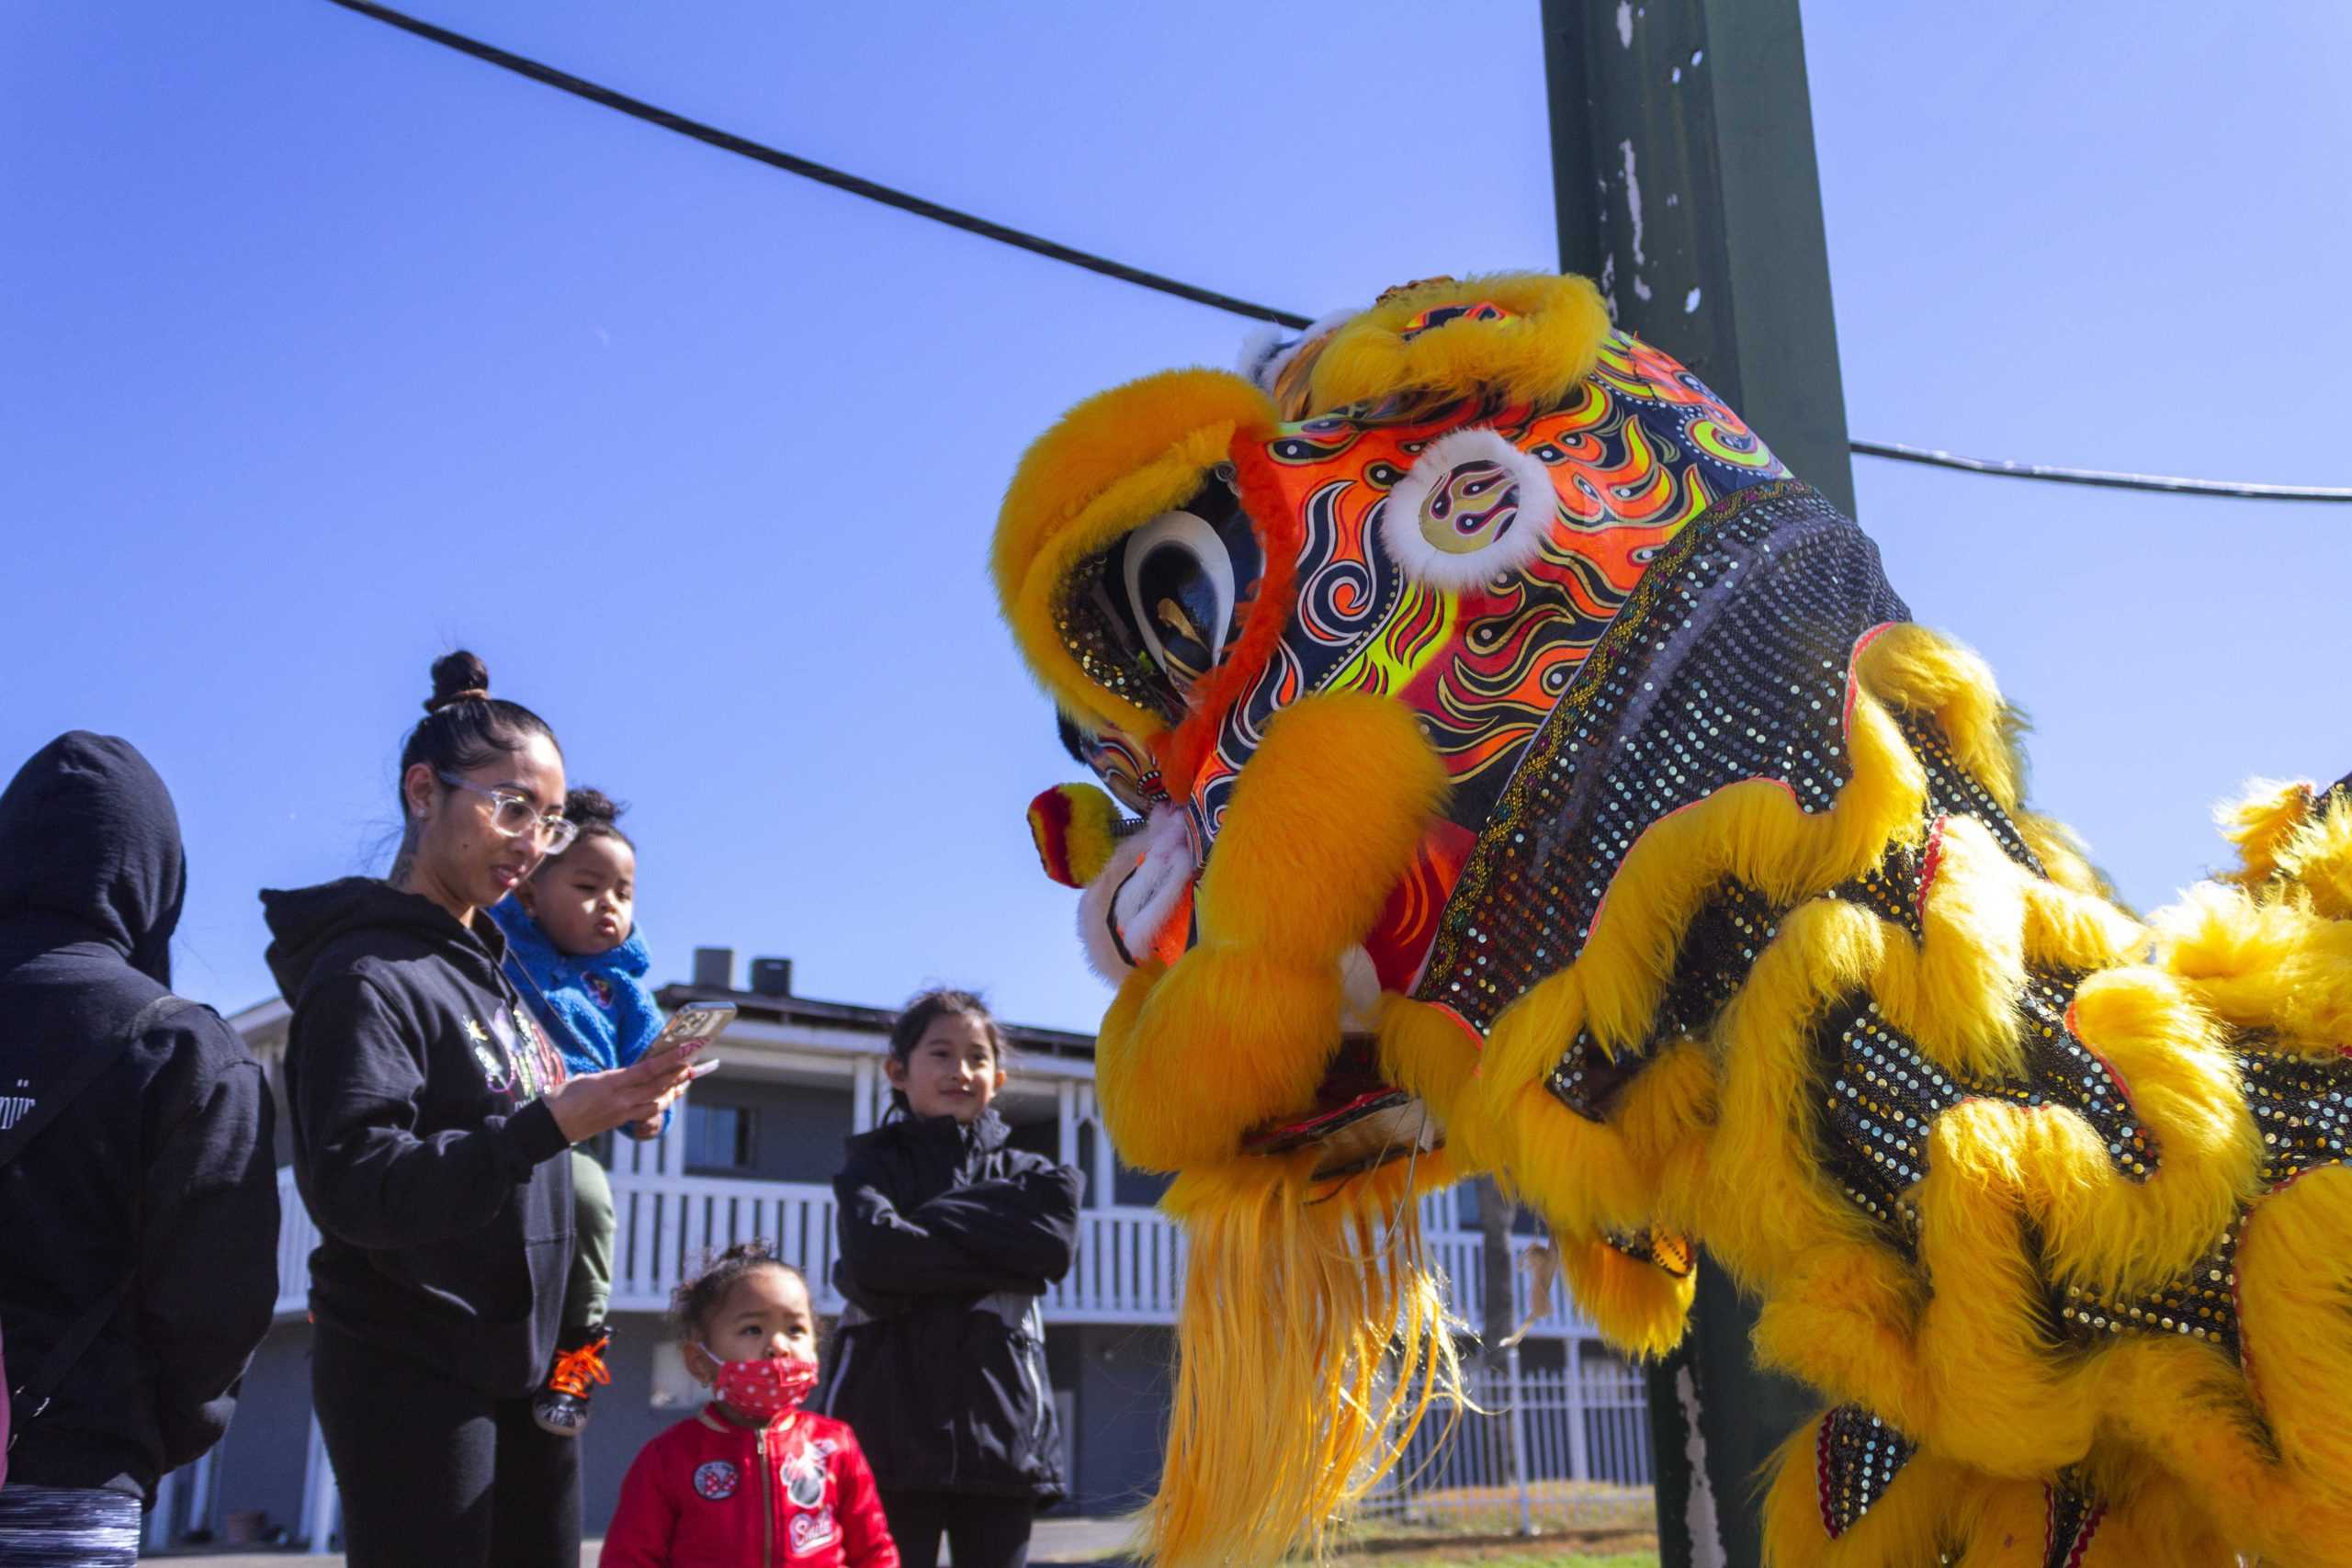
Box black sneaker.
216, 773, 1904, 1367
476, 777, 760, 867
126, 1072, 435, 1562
532, 1325, 613, 1437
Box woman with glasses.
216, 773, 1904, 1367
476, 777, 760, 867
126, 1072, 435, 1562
263, 651, 706, 1568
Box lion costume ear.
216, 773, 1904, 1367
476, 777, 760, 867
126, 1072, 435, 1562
1026, 783, 1123, 889
1283, 273, 1613, 418
993, 369, 1277, 740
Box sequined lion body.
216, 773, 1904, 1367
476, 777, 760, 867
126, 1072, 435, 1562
991, 272, 2352, 1568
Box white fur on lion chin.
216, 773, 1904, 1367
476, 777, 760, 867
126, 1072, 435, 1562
1077, 811, 1392, 1036
1076, 806, 1194, 983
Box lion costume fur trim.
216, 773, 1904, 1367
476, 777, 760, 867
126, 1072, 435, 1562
1374, 624, 2352, 1564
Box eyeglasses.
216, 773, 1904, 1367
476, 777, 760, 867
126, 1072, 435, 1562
435, 771, 580, 854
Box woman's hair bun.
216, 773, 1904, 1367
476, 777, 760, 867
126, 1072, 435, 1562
563, 787, 625, 828
424, 649, 492, 714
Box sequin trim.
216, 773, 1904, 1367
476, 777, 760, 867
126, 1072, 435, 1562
1815, 1404, 1916, 1540
1817, 969, 2154, 1256
2041, 1472, 2105, 1568
1417, 480, 1907, 1032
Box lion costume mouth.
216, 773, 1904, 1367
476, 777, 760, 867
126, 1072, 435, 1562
1238, 1037, 1437, 1180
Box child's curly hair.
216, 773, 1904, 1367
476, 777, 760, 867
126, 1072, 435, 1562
668, 1238, 811, 1346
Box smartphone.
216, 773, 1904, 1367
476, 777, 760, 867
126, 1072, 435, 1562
644, 1000, 735, 1061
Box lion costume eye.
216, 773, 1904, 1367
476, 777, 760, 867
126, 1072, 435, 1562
1054, 472, 1263, 725
1123, 509, 1238, 690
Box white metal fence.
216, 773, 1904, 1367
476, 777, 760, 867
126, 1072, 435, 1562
1361, 1349, 1656, 1536
268, 1166, 1595, 1337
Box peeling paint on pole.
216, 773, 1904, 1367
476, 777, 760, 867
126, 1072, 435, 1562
1674, 1367, 1726, 1568
1541, 0, 1856, 517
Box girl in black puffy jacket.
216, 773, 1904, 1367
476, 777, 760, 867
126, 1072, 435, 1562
818, 990, 1082, 1568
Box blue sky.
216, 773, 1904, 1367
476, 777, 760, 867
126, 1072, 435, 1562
4, 1, 2346, 1032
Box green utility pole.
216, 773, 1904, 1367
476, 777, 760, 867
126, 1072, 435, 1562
1540, 2, 1853, 1564
1543, 0, 1856, 518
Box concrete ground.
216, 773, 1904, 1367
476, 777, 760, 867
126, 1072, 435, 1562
160, 1512, 1137, 1564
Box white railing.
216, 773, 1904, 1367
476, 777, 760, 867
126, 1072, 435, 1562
1362, 1351, 1655, 1537
272, 1166, 1596, 1337
1425, 1225, 1592, 1341
1046, 1204, 1189, 1322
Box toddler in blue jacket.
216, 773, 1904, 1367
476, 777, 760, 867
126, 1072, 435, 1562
490, 786, 664, 1436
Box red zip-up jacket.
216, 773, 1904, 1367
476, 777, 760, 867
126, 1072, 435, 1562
602, 1406, 900, 1568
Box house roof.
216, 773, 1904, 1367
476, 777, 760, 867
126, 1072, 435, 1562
654, 981, 1097, 1062
220, 977, 1098, 1065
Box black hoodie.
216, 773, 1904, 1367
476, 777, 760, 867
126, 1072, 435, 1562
819, 1109, 1081, 1503
263, 875, 574, 1397
0, 732, 278, 1499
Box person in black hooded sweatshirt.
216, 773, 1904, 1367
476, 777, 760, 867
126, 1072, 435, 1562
0, 733, 278, 1567
263, 653, 705, 1568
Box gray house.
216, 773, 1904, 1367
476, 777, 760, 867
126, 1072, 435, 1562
147, 951, 1604, 1552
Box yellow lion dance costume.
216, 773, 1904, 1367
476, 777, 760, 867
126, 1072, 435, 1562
992, 271, 2352, 1567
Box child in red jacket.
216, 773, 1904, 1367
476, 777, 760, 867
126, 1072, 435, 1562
603, 1242, 898, 1568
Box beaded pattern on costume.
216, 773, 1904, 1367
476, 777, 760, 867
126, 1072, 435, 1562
1544, 879, 1781, 1120
1901, 712, 2045, 876
1815, 970, 2154, 1256
1814, 1404, 1917, 1539
2053, 1212, 2244, 1359
2041, 1472, 2105, 1568
2238, 1044, 2352, 1190
1057, 588, 1183, 729
1418, 481, 1907, 1032
1545, 1032, 1651, 1122
2050, 1047, 2352, 1361
1823, 835, 1932, 940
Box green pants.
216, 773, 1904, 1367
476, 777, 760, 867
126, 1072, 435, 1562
567, 1146, 616, 1330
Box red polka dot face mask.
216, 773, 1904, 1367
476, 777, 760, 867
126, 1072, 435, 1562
702, 1350, 820, 1423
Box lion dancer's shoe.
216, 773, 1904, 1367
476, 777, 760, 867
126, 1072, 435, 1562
532, 1324, 613, 1437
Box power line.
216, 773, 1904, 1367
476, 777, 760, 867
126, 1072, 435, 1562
322, 0, 2351, 506
1851, 440, 2352, 503
316, 0, 1311, 330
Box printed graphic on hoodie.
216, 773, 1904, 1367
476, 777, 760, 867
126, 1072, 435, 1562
465, 1003, 560, 1102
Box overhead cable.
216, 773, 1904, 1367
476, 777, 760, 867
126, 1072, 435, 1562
318, 0, 1312, 329
322, 0, 2352, 504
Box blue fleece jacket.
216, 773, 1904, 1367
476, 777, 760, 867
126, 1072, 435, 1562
487, 898, 662, 1077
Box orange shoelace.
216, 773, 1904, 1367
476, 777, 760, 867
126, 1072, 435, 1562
548, 1338, 613, 1399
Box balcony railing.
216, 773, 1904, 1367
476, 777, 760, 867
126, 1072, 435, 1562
270, 1166, 1593, 1337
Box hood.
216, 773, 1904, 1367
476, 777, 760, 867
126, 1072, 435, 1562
261, 876, 509, 1002
487, 898, 651, 985
0, 731, 187, 983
